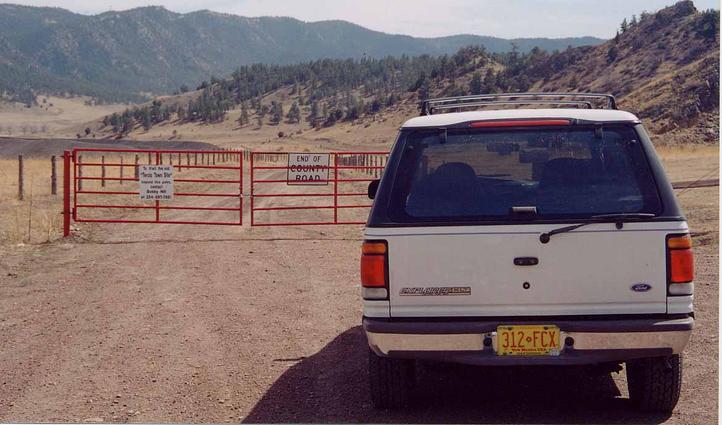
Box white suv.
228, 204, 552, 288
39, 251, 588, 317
362, 93, 693, 412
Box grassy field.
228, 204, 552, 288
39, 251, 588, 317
0, 157, 66, 244
0, 96, 126, 139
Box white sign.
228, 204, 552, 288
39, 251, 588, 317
139, 165, 174, 200
287, 153, 330, 185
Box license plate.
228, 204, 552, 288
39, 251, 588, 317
496, 325, 561, 356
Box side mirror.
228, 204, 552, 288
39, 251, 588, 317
368, 179, 380, 200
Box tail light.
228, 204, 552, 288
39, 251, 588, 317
361, 240, 388, 299
667, 234, 694, 295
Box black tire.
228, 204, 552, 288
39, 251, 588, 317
368, 349, 415, 408
627, 354, 682, 413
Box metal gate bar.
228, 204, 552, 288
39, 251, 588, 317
250, 151, 388, 226
70, 147, 243, 227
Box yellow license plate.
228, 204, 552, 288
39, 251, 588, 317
497, 325, 561, 356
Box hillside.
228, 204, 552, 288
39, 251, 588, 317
0, 4, 604, 104
531, 0, 719, 144
92, 1, 718, 147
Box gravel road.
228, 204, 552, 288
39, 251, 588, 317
0, 155, 717, 424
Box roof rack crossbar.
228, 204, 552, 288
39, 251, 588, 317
431, 100, 594, 110
419, 92, 617, 115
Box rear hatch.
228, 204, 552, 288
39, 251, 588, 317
368, 121, 684, 317
371, 222, 687, 317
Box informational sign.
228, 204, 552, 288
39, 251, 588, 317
139, 165, 174, 200
287, 153, 330, 185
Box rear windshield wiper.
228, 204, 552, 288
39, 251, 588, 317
539, 213, 655, 244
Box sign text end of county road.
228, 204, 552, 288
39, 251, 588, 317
287, 153, 330, 185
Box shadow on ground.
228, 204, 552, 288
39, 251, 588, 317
243, 326, 670, 424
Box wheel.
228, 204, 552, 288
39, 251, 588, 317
626, 354, 682, 413
368, 349, 415, 408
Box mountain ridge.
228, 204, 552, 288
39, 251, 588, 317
94, 1, 718, 145
0, 4, 604, 103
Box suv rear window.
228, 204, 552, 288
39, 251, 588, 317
388, 125, 662, 222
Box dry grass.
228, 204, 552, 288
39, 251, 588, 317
0, 96, 127, 139
0, 158, 64, 244
655, 144, 719, 182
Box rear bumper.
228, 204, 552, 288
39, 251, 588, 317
364, 316, 693, 366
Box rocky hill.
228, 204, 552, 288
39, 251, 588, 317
0, 4, 603, 104
532, 0, 719, 143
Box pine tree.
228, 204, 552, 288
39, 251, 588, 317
286, 101, 301, 123
345, 95, 360, 121
270, 101, 283, 125
121, 117, 134, 134
419, 78, 431, 100
238, 102, 249, 126
607, 45, 619, 63
308, 101, 319, 124
483, 68, 497, 93
110, 113, 120, 132
140, 108, 152, 130
620, 18, 629, 33
469, 72, 483, 95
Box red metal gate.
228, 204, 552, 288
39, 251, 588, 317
249, 151, 388, 226
64, 148, 243, 234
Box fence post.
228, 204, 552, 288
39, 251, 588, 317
148, 152, 152, 164
78, 155, 83, 191
101, 156, 106, 187
155, 152, 160, 222
134, 155, 139, 180
119, 156, 124, 185
17, 155, 23, 200
250, 153, 254, 226
187, 153, 190, 167
63, 150, 71, 237
195, 153, 198, 165
51, 155, 57, 195
333, 154, 338, 224
178, 153, 182, 171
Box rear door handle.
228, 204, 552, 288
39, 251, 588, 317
514, 257, 539, 266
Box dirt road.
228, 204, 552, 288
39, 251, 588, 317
0, 153, 718, 424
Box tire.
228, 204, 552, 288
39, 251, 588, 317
368, 349, 415, 408
627, 354, 682, 413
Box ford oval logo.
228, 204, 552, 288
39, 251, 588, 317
631, 283, 652, 292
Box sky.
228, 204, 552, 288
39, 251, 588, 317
9, 0, 721, 38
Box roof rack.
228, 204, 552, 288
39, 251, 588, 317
419, 92, 617, 116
